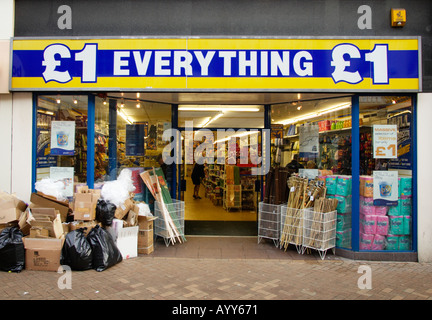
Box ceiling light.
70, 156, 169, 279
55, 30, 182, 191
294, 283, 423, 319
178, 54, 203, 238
297, 105, 302, 111
103, 99, 107, 105
136, 92, 140, 98
278, 102, 351, 125
202, 112, 224, 128
56, 96, 61, 104
73, 97, 78, 104
179, 105, 260, 112
117, 109, 132, 124
136, 101, 141, 108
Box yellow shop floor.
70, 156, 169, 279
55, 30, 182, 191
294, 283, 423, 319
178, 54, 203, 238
183, 178, 257, 222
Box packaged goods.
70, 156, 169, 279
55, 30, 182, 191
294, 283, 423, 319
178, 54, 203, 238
388, 216, 404, 235
398, 177, 412, 197
336, 175, 352, 197
333, 195, 352, 214
376, 215, 389, 236
371, 234, 385, 250
360, 214, 376, 234
386, 235, 399, 250
404, 216, 411, 235
325, 176, 338, 195
359, 232, 374, 250
398, 236, 411, 250
360, 196, 375, 215
360, 176, 374, 198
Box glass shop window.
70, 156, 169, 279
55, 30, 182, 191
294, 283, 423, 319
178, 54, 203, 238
35, 95, 88, 198
359, 96, 413, 251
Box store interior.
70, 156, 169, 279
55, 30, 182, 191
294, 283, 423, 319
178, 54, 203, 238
35, 92, 414, 250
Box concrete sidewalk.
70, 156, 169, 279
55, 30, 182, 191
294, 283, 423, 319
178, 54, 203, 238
0, 236, 431, 301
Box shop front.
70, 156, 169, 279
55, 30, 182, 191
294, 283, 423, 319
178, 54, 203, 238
10, 36, 419, 260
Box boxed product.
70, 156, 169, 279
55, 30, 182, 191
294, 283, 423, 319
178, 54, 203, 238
371, 234, 385, 250
325, 176, 338, 195
23, 237, 64, 271
336, 175, 352, 197
0, 192, 28, 224
114, 198, 134, 220
398, 235, 411, 250
388, 215, 404, 235
385, 235, 399, 250
359, 232, 374, 250
336, 229, 351, 248
375, 215, 389, 236
360, 214, 376, 234
332, 195, 352, 214
360, 197, 375, 215
336, 212, 351, 232
360, 176, 374, 198
398, 176, 412, 197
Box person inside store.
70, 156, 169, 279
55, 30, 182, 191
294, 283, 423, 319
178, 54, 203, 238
191, 160, 205, 199
157, 153, 172, 191
286, 153, 304, 173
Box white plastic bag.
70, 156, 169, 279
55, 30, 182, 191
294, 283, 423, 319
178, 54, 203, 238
101, 169, 136, 207
34, 178, 67, 201
136, 202, 152, 217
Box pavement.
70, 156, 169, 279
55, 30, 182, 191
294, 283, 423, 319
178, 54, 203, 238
1, 236, 432, 306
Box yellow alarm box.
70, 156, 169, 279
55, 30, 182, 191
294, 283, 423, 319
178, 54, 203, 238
391, 8, 406, 27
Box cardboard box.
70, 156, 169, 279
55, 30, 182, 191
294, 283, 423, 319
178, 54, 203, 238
138, 229, 153, 248
114, 198, 134, 220
23, 237, 64, 271
29, 208, 64, 239
138, 244, 154, 255
0, 192, 27, 223
30, 193, 70, 223
138, 215, 156, 231
72, 190, 100, 221
29, 228, 49, 238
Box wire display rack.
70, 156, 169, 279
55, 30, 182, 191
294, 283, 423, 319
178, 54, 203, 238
280, 206, 304, 253
258, 202, 284, 247
154, 199, 185, 247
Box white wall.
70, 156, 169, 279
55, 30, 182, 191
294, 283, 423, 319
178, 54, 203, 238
417, 93, 432, 262
0, 0, 14, 194
10, 92, 33, 203
0, 95, 12, 193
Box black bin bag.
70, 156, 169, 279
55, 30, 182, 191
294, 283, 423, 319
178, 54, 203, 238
87, 225, 122, 272
0, 227, 25, 273
61, 228, 93, 271
95, 199, 116, 227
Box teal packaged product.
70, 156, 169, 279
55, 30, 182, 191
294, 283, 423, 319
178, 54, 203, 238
336, 213, 352, 232
386, 235, 399, 250
398, 177, 412, 197
398, 236, 411, 250
334, 195, 352, 214
325, 175, 337, 195
403, 216, 411, 235
388, 215, 404, 235
336, 175, 352, 196
388, 200, 400, 216
336, 229, 351, 248
400, 196, 412, 216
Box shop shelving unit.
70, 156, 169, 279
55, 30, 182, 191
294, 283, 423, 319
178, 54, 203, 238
223, 184, 242, 211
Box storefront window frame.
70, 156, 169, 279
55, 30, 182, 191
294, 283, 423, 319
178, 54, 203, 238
31, 92, 417, 254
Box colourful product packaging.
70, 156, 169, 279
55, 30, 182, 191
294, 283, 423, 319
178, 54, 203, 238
374, 206, 388, 216
325, 175, 338, 195
388, 201, 400, 216
336, 229, 351, 248
398, 236, 411, 250
400, 196, 412, 216
388, 215, 404, 235
360, 214, 376, 234
398, 177, 412, 197
336, 175, 352, 196
404, 216, 411, 235
360, 232, 374, 250
360, 196, 375, 215
371, 235, 385, 250
386, 235, 399, 250
376, 215, 389, 236
360, 176, 374, 198
334, 195, 352, 214
336, 213, 351, 232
